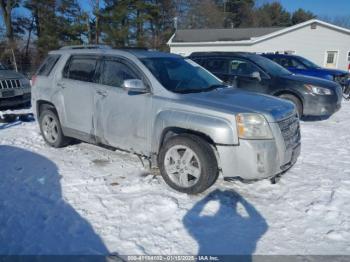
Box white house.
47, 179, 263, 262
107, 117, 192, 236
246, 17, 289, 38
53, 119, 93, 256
168, 19, 350, 71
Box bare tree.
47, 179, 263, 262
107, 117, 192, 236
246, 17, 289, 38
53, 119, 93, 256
90, 0, 100, 44
0, 0, 19, 71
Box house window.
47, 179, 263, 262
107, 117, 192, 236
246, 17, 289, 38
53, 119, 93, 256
325, 51, 338, 68
327, 53, 335, 64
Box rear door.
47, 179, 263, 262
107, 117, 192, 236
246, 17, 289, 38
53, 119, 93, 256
93, 56, 151, 154
57, 55, 99, 136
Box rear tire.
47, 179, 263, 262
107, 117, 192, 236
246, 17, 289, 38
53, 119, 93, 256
39, 109, 70, 148
278, 94, 303, 117
158, 134, 219, 194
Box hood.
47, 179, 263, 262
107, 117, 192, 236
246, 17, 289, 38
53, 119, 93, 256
315, 67, 348, 76
281, 73, 340, 88
0, 70, 25, 79
182, 88, 295, 122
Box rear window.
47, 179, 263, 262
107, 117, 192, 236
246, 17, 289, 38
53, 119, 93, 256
37, 54, 61, 76
63, 56, 98, 82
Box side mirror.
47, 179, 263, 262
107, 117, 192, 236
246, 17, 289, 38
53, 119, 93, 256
251, 71, 261, 82
122, 79, 149, 93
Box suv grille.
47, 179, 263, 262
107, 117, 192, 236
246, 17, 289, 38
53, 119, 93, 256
0, 79, 21, 89
278, 114, 300, 150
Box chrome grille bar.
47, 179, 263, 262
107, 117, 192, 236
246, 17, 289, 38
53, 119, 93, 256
0, 79, 21, 89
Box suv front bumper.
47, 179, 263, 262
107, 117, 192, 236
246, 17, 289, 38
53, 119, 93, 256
216, 119, 301, 180
0, 92, 31, 109
303, 89, 342, 116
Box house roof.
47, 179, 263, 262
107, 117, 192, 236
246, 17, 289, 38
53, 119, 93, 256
168, 19, 350, 46
172, 27, 285, 43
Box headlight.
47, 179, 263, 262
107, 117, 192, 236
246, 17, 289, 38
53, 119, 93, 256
305, 84, 332, 95
236, 113, 273, 139
20, 78, 31, 88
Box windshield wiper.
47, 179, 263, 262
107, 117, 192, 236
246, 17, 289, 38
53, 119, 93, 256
197, 84, 228, 93
174, 84, 227, 94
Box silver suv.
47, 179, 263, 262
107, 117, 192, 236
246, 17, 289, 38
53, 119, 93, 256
0, 63, 31, 109
32, 46, 301, 194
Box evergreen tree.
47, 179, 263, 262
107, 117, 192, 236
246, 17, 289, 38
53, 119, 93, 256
292, 8, 316, 25
255, 2, 291, 27
223, 0, 255, 28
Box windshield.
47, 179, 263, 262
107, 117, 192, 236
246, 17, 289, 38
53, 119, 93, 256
254, 55, 292, 76
141, 57, 224, 93
0, 63, 6, 70
297, 56, 320, 69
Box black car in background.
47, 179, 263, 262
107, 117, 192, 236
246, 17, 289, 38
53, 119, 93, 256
189, 52, 342, 117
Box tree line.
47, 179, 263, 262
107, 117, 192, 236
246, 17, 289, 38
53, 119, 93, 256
0, 0, 322, 75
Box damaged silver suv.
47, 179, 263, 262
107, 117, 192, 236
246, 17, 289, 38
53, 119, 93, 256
32, 46, 301, 194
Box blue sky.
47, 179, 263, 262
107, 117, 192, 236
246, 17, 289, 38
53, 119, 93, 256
4, 0, 350, 25
258, 0, 350, 17
77, 1, 350, 17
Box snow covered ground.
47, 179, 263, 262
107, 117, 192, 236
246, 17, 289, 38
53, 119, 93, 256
0, 102, 350, 255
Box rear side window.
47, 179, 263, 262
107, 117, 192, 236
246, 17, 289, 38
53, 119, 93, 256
204, 58, 229, 74
37, 54, 61, 76
63, 56, 98, 82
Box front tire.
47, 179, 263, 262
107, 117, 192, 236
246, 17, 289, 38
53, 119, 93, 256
278, 94, 303, 117
158, 134, 219, 194
39, 109, 69, 148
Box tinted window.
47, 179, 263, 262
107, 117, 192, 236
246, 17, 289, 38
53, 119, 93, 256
289, 58, 306, 69
64, 56, 97, 82
254, 55, 291, 76
37, 54, 61, 76
205, 58, 229, 74
229, 59, 264, 76
274, 57, 292, 68
101, 60, 139, 87
141, 57, 222, 93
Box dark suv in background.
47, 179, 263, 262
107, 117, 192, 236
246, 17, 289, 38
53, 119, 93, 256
189, 52, 342, 117
262, 53, 350, 88
0, 63, 31, 109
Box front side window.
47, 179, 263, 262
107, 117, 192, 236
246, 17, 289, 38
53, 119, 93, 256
253, 55, 292, 76
141, 57, 223, 93
297, 56, 319, 69
64, 56, 97, 82
290, 58, 307, 69
229, 58, 264, 76
101, 59, 139, 87
0, 63, 7, 70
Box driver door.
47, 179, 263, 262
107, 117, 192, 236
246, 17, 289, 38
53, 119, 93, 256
93, 56, 151, 154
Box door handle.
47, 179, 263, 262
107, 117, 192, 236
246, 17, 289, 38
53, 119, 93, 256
96, 90, 107, 97
57, 82, 66, 89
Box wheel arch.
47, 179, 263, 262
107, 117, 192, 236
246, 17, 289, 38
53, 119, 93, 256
151, 110, 238, 155
36, 100, 58, 118
273, 90, 304, 104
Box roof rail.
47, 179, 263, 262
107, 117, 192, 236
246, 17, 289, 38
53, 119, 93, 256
119, 47, 148, 51
60, 45, 112, 50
